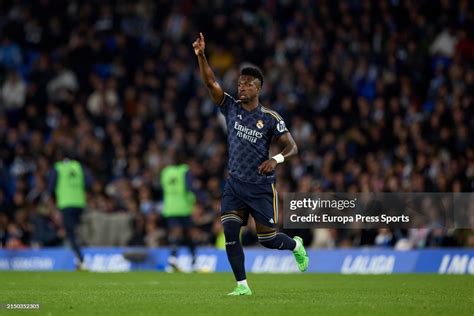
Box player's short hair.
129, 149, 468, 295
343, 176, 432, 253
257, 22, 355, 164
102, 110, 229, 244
240, 66, 264, 87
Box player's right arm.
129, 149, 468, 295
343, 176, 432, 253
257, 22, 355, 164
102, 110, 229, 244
193, 32, 224, 105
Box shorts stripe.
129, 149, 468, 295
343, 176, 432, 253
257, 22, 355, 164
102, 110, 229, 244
275, 186, 279, 222
271, 183, 278, 224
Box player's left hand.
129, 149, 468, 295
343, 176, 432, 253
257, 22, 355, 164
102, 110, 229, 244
258, 159, 278, 175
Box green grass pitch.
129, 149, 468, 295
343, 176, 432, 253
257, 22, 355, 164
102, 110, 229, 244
0, 272, 472, 315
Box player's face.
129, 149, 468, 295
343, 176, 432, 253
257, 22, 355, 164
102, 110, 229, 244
238, 75, 260, 102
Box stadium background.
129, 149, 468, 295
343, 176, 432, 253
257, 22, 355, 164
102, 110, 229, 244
0, 0, 473, 258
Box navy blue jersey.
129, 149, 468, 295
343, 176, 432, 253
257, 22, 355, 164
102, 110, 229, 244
219, 92, 288, 184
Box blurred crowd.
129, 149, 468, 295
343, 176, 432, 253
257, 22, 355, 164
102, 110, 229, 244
0, 0, 473, 250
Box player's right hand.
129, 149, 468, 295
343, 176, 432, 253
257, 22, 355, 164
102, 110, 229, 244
192, 32, 205, 56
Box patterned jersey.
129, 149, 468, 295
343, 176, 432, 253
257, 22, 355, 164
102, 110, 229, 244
219, 92, 288, 184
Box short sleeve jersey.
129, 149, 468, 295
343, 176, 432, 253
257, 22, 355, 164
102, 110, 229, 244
219, 92, 288, 184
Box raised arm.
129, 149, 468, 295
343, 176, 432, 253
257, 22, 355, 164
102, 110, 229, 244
193, 33, 224, 105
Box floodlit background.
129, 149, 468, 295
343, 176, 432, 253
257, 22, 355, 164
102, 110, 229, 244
0, 0, 473, 251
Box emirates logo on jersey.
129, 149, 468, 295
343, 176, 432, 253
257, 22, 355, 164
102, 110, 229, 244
234, 122, 263, 143
256, 120, 264, 129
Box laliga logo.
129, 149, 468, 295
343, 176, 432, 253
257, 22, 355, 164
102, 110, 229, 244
276, 120, 287, 133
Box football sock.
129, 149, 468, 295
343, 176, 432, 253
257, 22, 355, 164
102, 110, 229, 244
185, 235, 197, 265
258, 232, 297, 250
169, 236, 181, 258
64, 224, 83, 262
222, 216, 246, 281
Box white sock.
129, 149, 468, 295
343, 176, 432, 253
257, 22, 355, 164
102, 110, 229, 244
293, 239, 301, 251
237, 280, 248, 287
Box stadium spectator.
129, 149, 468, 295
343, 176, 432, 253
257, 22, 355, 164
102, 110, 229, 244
0, 0, 472, 250
1, 70, 26, 116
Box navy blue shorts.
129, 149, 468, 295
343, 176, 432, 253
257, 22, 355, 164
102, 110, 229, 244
221, 176, 279, 228
166, 216, 193, 229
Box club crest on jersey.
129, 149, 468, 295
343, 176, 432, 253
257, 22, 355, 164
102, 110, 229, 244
256, 120, 264, 129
